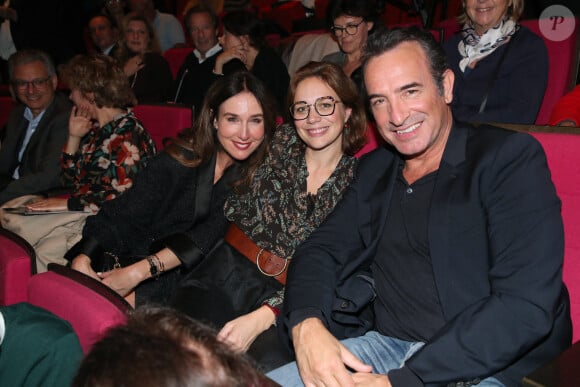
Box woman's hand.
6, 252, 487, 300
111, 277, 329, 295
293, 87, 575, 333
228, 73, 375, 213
214, 44, 247, 74
69, 105, 93, 138
98, 260, 148, 298
217, 305, 275, 353
25, 197, 68, 212
124, 55, 145, 77
71, 254, 100, 281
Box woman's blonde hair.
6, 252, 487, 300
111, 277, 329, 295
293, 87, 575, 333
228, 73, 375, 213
457, 0, 524, 25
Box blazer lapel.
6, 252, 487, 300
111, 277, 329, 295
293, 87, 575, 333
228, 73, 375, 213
428, 123, 468, 316
362, 148, 400, 248
192, 154, 215, 223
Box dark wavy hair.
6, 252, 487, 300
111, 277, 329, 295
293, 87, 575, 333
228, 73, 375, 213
362, 27, 449, 95
73, 306, 275, 387
288, 61, 367, 156
60, 54, 137, 108
326, 0, 378, 29
221, 10, 268, 50
165, 71, 277, 185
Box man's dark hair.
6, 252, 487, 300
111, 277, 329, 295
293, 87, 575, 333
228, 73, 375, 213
184, 5, 219, 31
88, 13, 118, 29
363, 27, 449, 95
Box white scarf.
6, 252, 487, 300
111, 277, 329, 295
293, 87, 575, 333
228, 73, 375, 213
458, 18, 518, 72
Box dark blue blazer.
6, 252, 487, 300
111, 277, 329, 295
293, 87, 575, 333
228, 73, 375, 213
282, 122, 571, 386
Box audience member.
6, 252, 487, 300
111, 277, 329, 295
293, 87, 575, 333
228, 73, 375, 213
68, 72, 274, 308
322, 0, 377, 88
116, 13, 173, 103
268, 27, 571, 387
0, 302, 83, 387
0, 50, 71, 206
73, 305, 277, 387
212, 10, 289, 111
172, 5, 222, 108
443, 0, 547, 124
126, 0, 185, 52
88, 13, 120, 56
2, 54, 156, 272
549, 84, 580, 127
171, 62, 367, 372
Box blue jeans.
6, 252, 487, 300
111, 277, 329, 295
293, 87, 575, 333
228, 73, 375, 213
267, 331, 505, 387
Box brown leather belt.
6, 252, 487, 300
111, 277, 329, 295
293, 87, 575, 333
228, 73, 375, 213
224, 223, 289, 285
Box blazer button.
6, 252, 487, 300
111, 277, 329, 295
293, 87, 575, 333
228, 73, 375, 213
340, 301, 349, 309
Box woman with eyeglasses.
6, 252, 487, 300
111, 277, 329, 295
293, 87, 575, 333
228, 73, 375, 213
171, 61, 367, 372
322, 0, 378, 87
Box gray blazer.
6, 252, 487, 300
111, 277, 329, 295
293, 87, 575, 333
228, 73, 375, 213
0, 93, 71, 205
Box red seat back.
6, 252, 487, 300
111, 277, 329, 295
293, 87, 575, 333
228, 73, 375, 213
132, 104, 194, 150
163, 47, 193, 80
27, 264, 132, 353
521, 18, 579, 125
530, 129, 580, 343
0, 228, 34, 305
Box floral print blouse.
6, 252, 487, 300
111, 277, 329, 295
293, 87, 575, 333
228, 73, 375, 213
61, 111, 156, 211
224, 123, 357, 308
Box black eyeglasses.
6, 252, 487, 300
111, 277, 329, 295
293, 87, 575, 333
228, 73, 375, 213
331, 19, 365, 37
12, 76, 52, 90
289, 96, 342, 120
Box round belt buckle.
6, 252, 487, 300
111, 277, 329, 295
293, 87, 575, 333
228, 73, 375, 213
256, 248, 288, 277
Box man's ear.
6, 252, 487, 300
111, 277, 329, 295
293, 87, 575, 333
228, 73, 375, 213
50, 74, 58, 91
442, 69, 454, 104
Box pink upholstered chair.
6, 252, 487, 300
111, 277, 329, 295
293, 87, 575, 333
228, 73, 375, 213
520, 18, 579, 125
0, 228, 35, 305
163, 47, 193, 80
132, 104, 194, 150
530, 129, 580, 343
27, 263, 132, 353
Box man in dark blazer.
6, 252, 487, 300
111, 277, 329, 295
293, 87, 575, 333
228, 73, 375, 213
171, 5, 222, 108
0, 49, 71, 206
87, 13, 120, 56
269, 28, 571, 387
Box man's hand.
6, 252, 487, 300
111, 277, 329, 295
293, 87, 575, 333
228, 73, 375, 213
352, 373, 391, 387
292, 318, 372, 387
217, 305, 275, 353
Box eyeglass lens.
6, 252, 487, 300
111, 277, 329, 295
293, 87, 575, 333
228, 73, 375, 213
291, 97, 337, 120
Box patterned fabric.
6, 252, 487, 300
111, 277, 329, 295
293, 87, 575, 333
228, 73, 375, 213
61, 111, 156, 211
458, 18, 518, 72
225, 124, 357, 308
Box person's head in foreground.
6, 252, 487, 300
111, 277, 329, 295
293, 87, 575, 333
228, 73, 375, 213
73, 306, 278, 387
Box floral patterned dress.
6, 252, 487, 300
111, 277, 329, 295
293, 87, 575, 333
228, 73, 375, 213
224, 123, 357, 310
60, 111, 156, 211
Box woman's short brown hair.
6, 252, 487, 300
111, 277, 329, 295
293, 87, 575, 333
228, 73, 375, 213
288, 61, 367, 156
61, 54, 137, 108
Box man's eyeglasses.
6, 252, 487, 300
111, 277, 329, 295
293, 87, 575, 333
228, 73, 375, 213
331, 19, 365, 37
289, 96, 342, 120
12, 76, 52, 90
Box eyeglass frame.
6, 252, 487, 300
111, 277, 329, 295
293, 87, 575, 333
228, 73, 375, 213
330, 19, 365, 37
289, 96, 343, 120
11, 76, 53, 91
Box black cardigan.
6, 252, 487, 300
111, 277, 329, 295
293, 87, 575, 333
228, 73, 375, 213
66, 151, 238, 272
